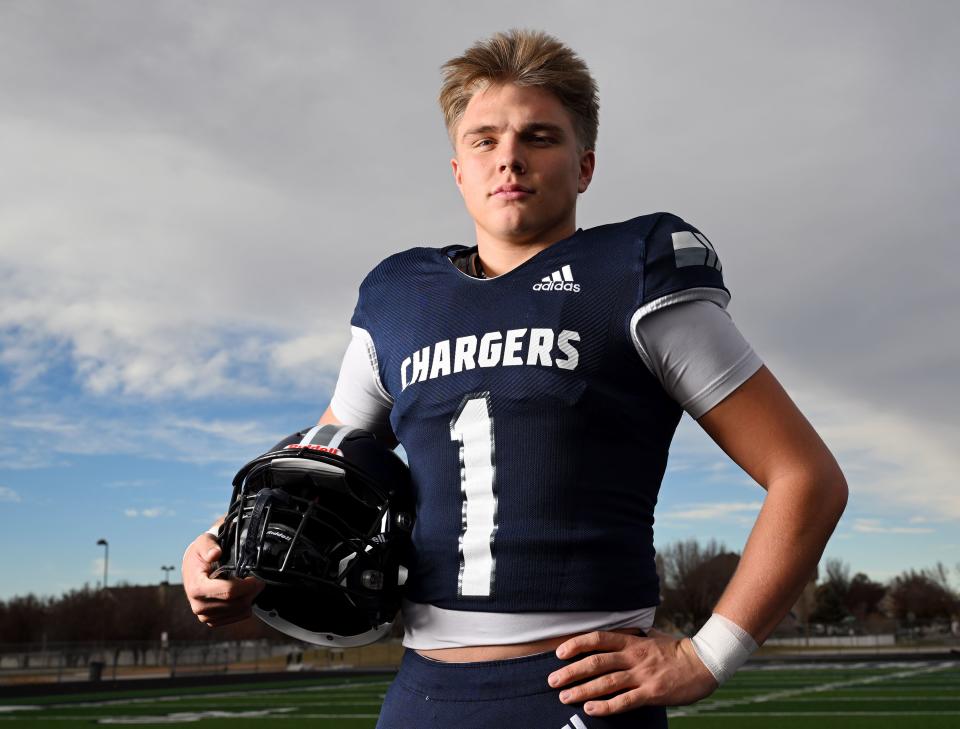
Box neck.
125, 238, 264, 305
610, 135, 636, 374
474, 218, 578, 278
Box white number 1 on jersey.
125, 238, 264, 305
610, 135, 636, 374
450, 392, 497, 597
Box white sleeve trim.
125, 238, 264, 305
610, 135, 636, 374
631, 298, 763, 419
328, 326, 394, 437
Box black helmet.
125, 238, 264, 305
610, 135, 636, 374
213, 424, 414, 646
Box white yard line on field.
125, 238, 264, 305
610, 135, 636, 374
671, 711, 960, 718
0, 678, 393, 713
670, 661, 956, 718
0, 714, 384, 723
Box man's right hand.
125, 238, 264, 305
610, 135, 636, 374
182, 532, 265, 627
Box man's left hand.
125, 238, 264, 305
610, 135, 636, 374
547, 629, 718, 716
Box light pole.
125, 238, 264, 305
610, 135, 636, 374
96, 539, 109, 590
161, 565, 175, 585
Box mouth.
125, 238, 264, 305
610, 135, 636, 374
491, 185, 534, 200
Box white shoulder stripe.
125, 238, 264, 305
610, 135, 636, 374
671, 230, 705, 250
326, 425, 354, 450
298, 425, 323, 446
672, 231, 722, 271
693, 231, 716, 252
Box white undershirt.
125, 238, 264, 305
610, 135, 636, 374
329, 298, 763, 649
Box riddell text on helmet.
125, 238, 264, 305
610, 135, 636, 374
400, 328, 580, 390
283, 444, 344, 456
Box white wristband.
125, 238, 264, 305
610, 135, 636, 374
690, 613, 758, 686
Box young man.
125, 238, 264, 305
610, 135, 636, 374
183, 30, 847, 727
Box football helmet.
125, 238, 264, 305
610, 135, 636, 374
213, 424, 414, 647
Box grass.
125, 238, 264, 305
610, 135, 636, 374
0, 661, 957, 727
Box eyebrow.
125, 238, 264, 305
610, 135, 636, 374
460, 122, 567, 142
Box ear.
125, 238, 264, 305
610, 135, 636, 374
578, 149, 596, 194
451, 156, 464, 197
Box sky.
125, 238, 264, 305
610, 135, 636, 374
1, 0, 958, 601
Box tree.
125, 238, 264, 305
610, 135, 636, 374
0, 594, 48, 644
656, 539, 739, 632
810, 582, 850, 624
889, 567, 959, 624
824, 558, 851, 594
844, 573, 886, 621
810, 558, 855, 625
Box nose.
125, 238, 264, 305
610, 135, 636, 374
497, 135, 526, 175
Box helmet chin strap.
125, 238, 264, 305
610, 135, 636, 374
236, 487, 291, 577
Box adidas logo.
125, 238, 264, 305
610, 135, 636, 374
533, 264, 581, 292
561, 714, 588, 729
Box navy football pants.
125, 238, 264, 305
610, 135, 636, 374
375, 648, 669, 729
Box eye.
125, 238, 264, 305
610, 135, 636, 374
530, 135, 557, 146
473, 138, 495, 149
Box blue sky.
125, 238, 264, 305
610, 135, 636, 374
1, 0, 958, 600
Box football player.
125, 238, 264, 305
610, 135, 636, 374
183, 29, 847, 728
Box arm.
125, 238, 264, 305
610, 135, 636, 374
696, 364, 848, 642
549, 365, 847, 714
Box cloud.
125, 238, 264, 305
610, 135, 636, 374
269, 333, 349, 389
852, 518, 934, 536
789, 379, 960, 521
666, 369, 960, 524
124, 507, 176, 518
0, 408, 283, 467
106, 479, 157, 489
660, 501, 764, 521
0, 0, 957, 603
168, 417, 280, 445
0, 117, 353, 402
0, 486, 21, 503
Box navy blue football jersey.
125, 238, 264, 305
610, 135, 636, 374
350, 212, 729, 612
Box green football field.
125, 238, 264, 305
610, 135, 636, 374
0, 661, 957, 727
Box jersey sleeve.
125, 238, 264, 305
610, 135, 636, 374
328, 326, 394, 440
631, 300, 763, 418
636, 212, 730, 320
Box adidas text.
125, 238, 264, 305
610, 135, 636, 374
532, 281, 581, 292
535, 264, 580, 292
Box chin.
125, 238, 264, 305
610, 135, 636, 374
489, 223, 537, 242
490, 213, 541, 236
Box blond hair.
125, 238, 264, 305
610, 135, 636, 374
439, 29, 599, 152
